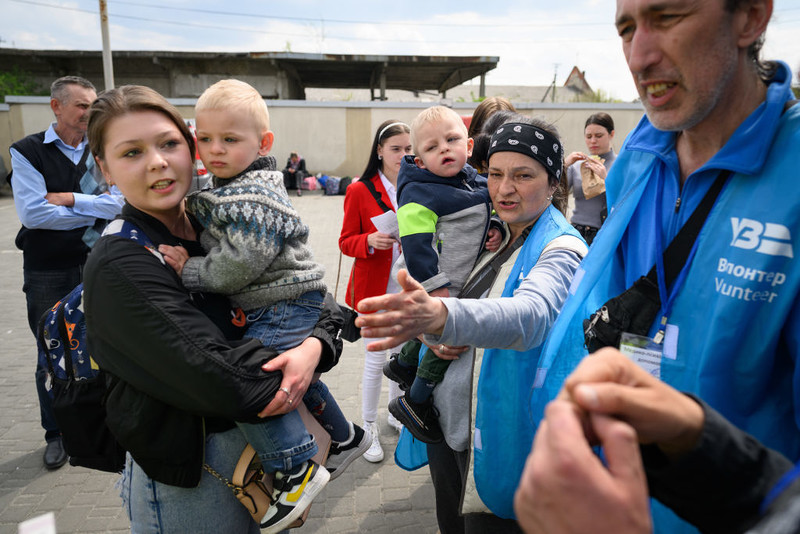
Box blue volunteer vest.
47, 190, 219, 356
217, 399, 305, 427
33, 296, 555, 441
473, 204, 581, 519
393, 205, 582, 521
533, 62, 800, 534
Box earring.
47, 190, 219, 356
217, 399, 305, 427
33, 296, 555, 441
547, 195, 553, 202
378, 154, 382, 160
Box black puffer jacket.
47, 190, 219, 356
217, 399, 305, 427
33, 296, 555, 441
84, 204, 342, 487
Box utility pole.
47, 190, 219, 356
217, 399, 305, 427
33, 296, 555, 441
99, 0, 114, 90
550, 63, 559, 103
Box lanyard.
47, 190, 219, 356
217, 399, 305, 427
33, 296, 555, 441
651, 171, 702, 343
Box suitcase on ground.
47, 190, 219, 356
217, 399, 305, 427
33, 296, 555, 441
325, 176, 341, 195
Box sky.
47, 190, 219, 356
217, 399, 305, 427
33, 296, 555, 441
3, 0, 800, 102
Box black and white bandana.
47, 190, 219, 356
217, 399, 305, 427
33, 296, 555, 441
487, 123, 563, 179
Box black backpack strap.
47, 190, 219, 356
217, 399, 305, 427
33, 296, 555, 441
360, 177, 392, 213
647, 169, 732, 287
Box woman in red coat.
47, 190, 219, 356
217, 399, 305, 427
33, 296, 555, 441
339, 119, 411, 462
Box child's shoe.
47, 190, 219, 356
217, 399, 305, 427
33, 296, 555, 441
260, 460, 330, 533
388, 393, 443, 444
326, 422, 371, 480
383, 352, 417, 390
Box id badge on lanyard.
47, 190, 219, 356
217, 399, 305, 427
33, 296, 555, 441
620, 172, 695, 376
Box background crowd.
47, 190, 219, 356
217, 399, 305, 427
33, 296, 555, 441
8, 0, 799, 533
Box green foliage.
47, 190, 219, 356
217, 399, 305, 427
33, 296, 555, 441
588, 88, 623, 103
469, 91, 485, 103
0, 67, 44, 102
792, 86, 800, 99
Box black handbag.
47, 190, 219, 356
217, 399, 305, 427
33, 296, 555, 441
583, 170, 731, 353
334, 177, 396, 342
334, 250, 361, 342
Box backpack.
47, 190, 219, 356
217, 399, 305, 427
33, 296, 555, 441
37, 220, 154, 472
338, 176, 353, 195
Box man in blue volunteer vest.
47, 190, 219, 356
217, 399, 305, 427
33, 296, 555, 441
529, 0, 800, 532
10, 76, 123, 469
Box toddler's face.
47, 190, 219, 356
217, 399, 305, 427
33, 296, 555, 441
195, 108, 268, 179
414, 115, 473, 178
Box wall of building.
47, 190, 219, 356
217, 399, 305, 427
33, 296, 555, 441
1, 97, 644, 180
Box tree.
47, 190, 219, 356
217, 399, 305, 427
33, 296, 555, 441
0, 67, 45, 102
573, 88, 624, 104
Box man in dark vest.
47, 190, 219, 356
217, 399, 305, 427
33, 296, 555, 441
9, 76, 123, 469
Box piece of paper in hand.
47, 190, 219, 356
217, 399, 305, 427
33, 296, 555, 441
371, 211, 400, 240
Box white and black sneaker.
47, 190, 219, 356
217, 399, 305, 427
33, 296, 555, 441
326, 422, 371, 480
260, 460, 330, 534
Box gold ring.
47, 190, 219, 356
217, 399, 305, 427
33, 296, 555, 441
287, 398, 293, 404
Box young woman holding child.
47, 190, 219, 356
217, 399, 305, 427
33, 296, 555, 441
82, 85, 343, 532
338, 119, 412, 462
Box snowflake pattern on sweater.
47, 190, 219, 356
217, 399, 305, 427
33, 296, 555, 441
181, 156, 326, 311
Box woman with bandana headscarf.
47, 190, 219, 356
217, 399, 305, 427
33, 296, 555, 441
356, 116, 587, 533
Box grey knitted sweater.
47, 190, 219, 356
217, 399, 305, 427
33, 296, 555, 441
182, 156, 326, 311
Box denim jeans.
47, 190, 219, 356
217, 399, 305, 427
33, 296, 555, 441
23, 266, 83, 441
244, 291, 324, 353
237, 291, 324, 472
120, 428, 262, 534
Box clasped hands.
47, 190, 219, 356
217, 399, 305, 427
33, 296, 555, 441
514, 348, 705, 534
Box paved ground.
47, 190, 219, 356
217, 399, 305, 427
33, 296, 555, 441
0, 188, 439, 534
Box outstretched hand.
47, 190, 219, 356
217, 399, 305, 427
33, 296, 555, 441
356, 269, 449, 351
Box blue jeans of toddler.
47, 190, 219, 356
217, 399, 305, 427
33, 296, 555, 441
236, 291, 325, 473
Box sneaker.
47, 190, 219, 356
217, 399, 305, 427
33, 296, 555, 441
387, 413, 404, 433
362, 421, 384, 463
388, 393, 443, 444
326, 422, 371, 480
260, 460, 330, 534
383, 352, 417, 390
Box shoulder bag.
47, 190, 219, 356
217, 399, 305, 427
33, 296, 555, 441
583, 169, 731, 352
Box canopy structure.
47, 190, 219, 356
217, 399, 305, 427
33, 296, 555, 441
0, 48, 498, 100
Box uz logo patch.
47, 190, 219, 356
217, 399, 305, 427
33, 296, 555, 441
730, 218, 794, 258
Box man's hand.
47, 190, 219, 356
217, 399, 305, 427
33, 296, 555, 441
45, 192, 75, 207
515, 400, 652, 534
559, 348, 704, 458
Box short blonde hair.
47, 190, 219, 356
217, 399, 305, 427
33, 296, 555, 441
410, 105, 467, 154
196, 79, 270, 132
